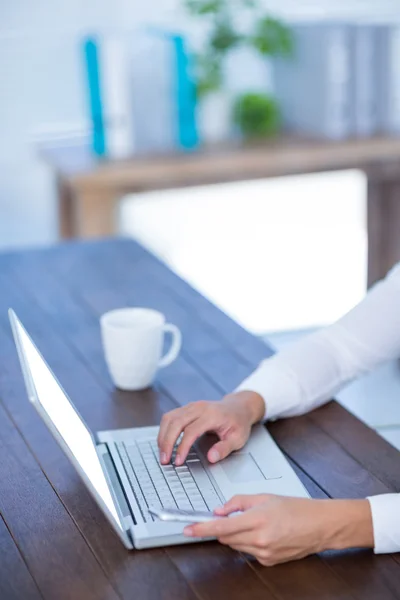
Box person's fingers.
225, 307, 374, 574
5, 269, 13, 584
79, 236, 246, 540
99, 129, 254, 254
226, 544, 259, 556
157, 409, 179, 449
184, 511, 257, 539
214, 494, 269, 516
158, 410, 198, 464
174, 418, 214, 465
207, 436, 239, 464
229, 544, 276, 566
217, 525, 267, 546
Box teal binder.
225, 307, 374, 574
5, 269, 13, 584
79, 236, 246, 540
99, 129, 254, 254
83, 38, 106, 156
172, 35, 199, 150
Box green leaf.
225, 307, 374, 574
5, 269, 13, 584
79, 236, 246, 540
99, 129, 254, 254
241, 0, 258, 7
184, 0, 224, 15
195, 54, 223, 97
250, 16, 294, 57
209, 20, 242, 53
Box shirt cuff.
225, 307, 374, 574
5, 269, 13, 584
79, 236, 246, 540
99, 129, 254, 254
235, 356, 301, 421
367, 494, 400, 554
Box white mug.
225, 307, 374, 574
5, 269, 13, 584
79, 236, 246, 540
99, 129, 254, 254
100, 308, 182, 391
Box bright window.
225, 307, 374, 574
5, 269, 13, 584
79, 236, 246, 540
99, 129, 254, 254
121, 169, 367, 335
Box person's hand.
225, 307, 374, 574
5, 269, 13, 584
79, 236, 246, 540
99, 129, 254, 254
157, 391, 265, 466
183, 494, 374, 566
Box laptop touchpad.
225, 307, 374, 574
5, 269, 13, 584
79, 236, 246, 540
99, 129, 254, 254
221, 453, 265, 483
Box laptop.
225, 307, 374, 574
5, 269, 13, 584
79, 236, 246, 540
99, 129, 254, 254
10, 309, 309, 550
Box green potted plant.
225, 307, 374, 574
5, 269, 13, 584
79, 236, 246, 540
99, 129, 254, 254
233, 92, 281, 139
183, 0, 293, 141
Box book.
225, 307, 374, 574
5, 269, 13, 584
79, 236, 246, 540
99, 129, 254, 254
83, 30, 199, 157
172, 34, 199, 150
129, 31, 176, 153
83, 35, 136, 158
133, 29, 199, 152
350, 24, 379, 137
376, 24, 400, 135
83, 38, 106, 156
99, 36, 136, 159
273, 23, 352, 140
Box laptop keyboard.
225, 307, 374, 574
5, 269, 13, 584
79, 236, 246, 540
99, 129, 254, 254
116, 439, 222, 522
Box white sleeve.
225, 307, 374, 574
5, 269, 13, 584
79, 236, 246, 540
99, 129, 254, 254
367, 494, 400, 553
236, 262, 400, 420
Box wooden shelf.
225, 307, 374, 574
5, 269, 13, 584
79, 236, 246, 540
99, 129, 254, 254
42, 135, 400, 192
41, 135, 400, 286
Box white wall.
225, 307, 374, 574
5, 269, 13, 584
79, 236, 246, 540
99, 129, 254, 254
0, 0, 399, 248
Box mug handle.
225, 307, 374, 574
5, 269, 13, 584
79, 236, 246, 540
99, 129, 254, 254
158, 323, 182, 368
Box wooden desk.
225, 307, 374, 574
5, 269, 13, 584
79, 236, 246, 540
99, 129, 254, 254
43, 136, 400, 286
1, 238, 400, 600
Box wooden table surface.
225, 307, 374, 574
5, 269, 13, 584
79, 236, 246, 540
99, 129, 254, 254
1, 238, 400, 600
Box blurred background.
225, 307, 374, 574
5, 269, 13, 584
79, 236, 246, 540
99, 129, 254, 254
2, 1, 400, 445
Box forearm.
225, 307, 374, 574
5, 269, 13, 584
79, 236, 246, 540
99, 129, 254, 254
229, 390, 265, 424
319, 499, 374, 551
237, 263, 400, 421
319, 494, 400, 555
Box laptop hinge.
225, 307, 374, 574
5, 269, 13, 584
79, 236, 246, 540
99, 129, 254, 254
96, 443, 135, 539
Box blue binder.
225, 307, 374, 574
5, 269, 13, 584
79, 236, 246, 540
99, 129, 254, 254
83, 38, 106, 156
172, 35, 199, 150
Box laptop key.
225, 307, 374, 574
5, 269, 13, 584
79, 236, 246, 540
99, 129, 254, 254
176, 498, 193, 510
117, 444, 149, 521
191, 500, 208, 511
121, 439, 223, 520
203, 492, 222, 511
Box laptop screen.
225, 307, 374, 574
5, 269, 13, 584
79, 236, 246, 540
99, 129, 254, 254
12, 315, 123, 531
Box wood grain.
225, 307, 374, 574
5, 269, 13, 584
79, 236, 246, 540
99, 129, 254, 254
0, 400, 119, 600
0, 279, 198, 600
0, 222, 273, 600
309, 402, 400, 492
1, 239, 400, 599
0, 244, 338, 598
0, 515, 43, 600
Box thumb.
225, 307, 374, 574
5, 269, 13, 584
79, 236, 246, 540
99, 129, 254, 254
215, 494, 268, 516
207, 438, 237, 463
